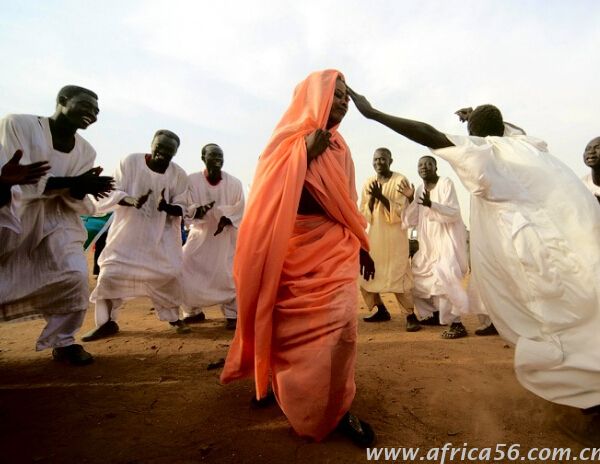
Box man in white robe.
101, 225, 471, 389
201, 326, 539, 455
455, 107, 527, 336
84, 130, 190, 341
350, 93, 600, 415
0, 86, 113, 365
181, 144, 244, 330
359, 148, 419, 331
400, 155, 469, 339
582, 136, 600, 202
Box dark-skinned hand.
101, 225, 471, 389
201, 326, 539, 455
70, 167, 115, 200
455, 107, 473, 123
368, 180, 384, 201
347, 87, 376, 119
214, 216, 232, 236
397, 179, 415, 202
305, 129, 331, 163
360, 248, 375, 281
418, 189, 432, 208
0, 150, 50, 186
195, 200, 216, 219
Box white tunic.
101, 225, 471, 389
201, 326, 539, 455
359, 172, 412, 293
581, 172, 600, 199
181, 171, 244, 307
0, 115, 95, 321
433, 133, 600, 409
90, 154, 188, 310
0, 143, 22, 234
402, 177, 469, 323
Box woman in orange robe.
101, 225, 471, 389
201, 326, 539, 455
220, 70, 375, 446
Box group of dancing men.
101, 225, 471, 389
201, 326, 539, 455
1, 69, 600, 447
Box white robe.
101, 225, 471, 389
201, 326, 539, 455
581, 172, 600, 199
181, 171, 244, 309
0, 115, 95, 322
359, 172, 413, 293
0, 142, 22, 234
433, 133, 600, 409
90, 154, 188, 310
402, 177, 469, 324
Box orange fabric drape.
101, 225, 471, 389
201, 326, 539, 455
220, 70, 369, 434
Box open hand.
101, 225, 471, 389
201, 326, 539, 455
347, 87, 375, 119
214, 216, 232, 236
455, 107, 473, 123
418, 189, 432, 208
195, 200, 215, 219
72, 166, 114, 200
0, 150, 50, 186
135, 189, 152, 209
368, 180, 384, 200
397, 179, 415, 202
360, 248, 375, 281
305, 129, 331, 163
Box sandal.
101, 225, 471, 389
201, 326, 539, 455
336, 412, 376, 448
442, 322, 468, 339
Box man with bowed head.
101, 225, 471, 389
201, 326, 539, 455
349, 89, 600, 438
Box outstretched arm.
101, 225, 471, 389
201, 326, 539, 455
348, 88, 453, 149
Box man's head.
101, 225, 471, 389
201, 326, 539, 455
150, 130, 180, 170
202, 143, 224, 177
583, 137, 600, 168
55, 85, 99, 129
326, 76, 349, 130
372, 148, 392, 176
467, 104, 504, 137
417, 156, 437, 181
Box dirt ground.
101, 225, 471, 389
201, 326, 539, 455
0, 266, 594, 464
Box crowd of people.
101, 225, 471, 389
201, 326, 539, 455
1, 70, 600, 447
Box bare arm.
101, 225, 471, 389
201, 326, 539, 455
348, 88, 453, 149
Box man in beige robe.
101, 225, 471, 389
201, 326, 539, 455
359, 148, 419, 331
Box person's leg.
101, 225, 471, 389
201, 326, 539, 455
82, 299, 122, 342
361, 289, 391, 322
37, 311, 93, 365
155, 304, 191, 334
181, 305, 206, 324
413, 295, 440, 325
394, 292, 420, 332
440, 298, 467, 339
475, 314, 498, 336
223, 298, 237, 330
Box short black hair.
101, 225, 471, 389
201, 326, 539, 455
374, 147, 392, 158
419, 155, 437, 166
56, 85, 98, 102
153, 129, 180, 147
201, 143, 221, 157
468, 104, 504, 137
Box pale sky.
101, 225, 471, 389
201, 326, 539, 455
1, 0, 599, 224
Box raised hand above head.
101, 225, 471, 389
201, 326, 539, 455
347, 87, 376, 119
455, 107, 473, 123
0, 149, 51, 186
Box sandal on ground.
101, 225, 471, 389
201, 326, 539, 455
442, 322, 468, 339
336, 412, 376, 448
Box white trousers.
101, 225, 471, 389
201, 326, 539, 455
94, 298, 179, 326
182, 297, 238, 320
36, 311, 86, 351
414, 295, 461, 325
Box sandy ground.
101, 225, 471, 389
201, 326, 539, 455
0, 268, 595, 463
